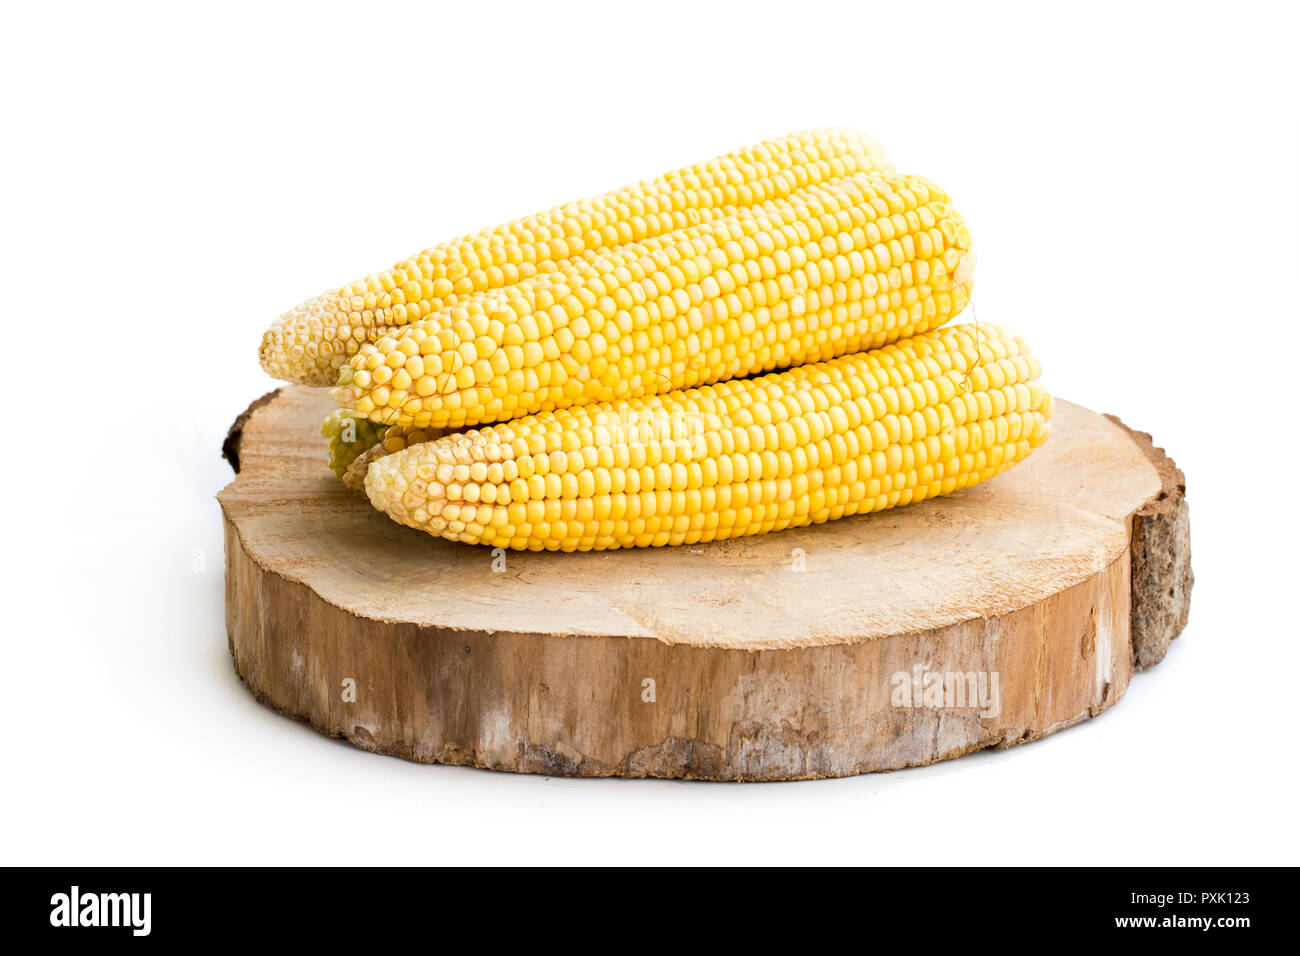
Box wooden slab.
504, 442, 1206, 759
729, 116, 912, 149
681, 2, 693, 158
219, 387, 1191, 780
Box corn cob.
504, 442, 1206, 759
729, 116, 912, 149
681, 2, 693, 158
335, 171, 975, 432
341, 424, 446, 491
322, 409, 386, 478
342, 444, 390, 492
262, 129, 893, 386
321, 409, 448, 485
363, 324, 1051, 552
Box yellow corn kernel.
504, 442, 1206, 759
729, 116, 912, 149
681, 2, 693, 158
363, 324, 1051, 551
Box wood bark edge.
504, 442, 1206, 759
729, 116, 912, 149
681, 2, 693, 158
222, 388, 281, 474
1104, 415, 1193, 668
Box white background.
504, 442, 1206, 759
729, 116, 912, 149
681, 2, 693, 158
2, 0, 1297, 865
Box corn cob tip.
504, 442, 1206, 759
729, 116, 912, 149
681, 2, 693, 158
954, 248, 978, 287
258, 326, 292, 381
364, 448, 468, 533
260, 293, 364, 386
365, 452, 415, 517
320, 407, 387, 478
344, 444, 386, 492
337, 421, 449, 490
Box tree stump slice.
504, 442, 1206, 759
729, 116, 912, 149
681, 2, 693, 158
219, 387, 1191, 781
